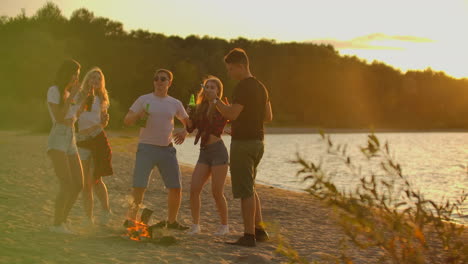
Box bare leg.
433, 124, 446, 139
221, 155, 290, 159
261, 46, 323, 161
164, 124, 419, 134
167, 188, 182, 223
211, 164, 228, 225
48, 150, 73, 225
254, 192, 263, 228
94, 178, 110, 212
189, 163, 211, 224
241, 194, 256, 235
128, 187, 146, 221
81, 158, 94, 220
62, 153, 84, 222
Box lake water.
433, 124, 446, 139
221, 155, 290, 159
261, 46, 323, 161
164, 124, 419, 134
175, 132, 468, 224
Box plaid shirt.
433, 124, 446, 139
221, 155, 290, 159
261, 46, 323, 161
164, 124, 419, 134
187, 110, 227, 147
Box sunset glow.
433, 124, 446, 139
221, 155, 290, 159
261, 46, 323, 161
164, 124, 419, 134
2, 0, 468, 78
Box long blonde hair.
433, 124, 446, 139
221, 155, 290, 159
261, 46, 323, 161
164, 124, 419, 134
194, 76, 223, 123
80, 67, 109, 111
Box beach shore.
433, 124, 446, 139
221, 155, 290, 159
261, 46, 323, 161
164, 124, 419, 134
1, 131, 461, 263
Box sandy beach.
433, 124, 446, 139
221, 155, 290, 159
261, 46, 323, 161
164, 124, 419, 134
2, 130, 458, 264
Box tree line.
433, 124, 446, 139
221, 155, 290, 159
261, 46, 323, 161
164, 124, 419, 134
1, 2, 468, 130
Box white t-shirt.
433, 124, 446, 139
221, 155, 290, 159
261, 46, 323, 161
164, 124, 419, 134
78, 96, 108, 131
129, 93, 189, 146
47, 86, 80, 123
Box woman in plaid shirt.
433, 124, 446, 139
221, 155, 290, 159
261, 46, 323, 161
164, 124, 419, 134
186, 76, 230, 236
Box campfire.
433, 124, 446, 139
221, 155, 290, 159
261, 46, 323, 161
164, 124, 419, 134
125, 220, 151, 241
124, 208, 154, 241
123, 208, 177, 245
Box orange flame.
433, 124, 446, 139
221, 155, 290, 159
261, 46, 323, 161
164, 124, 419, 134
125, 221, 151, 241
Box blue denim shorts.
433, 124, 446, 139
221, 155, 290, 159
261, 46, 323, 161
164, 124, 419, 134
47, 123, 78, 155
133, 143, 181, 189
197, 140, 229, 166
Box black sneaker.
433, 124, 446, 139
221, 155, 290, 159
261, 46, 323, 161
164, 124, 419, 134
225, 234, 256, 247
150, 220, 167, 229
255, 228, 270, 242
166, 221, 189, 230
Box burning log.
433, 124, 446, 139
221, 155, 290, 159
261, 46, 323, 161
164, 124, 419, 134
126, 220, 151, 241
122, 208, 177, 245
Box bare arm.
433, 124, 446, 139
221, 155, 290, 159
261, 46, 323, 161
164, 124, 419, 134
49, 81, 83, 122
264, 100, 273, 123
179, 117, 190, 129
101, 109, 110, 128
173, 117, 190, 145
185, 118, 194, 132
214, 100, 244, 121
124, 110, 144, 126
205, 91, 243, 121
48, 94, 77, 123
48, 102, 68, 123
184, 107, 195, 132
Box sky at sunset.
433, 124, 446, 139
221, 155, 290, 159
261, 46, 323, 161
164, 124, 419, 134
2, 0, 468, 78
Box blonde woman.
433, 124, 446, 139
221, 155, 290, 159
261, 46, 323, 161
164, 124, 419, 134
76, 67, 113, 226
47, 59, 85, 234
186, 76, 229, 235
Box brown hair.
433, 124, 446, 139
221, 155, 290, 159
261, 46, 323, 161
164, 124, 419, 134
155, 68, 173, 81
55, 59, 80, 105
194, 76, 223, 123
224, 48, 249, 65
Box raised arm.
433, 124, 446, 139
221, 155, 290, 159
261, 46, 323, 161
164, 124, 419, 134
48, 83, 80, 123
213, 100, 244, 121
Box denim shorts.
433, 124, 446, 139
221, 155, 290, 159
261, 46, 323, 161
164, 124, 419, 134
230, 140, 264, 199
76, 128, 103, 161
133, 143, 181, 189
47, 123, 78, 155
197, 140, 229, 166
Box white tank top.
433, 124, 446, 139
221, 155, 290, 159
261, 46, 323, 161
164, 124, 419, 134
78, 96, 108, 131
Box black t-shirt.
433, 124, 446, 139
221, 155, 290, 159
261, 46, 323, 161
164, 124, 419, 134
231, 77, 268, 140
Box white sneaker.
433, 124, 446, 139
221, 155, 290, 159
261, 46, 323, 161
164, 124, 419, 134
187, 224, 201, 235
49, 223, 74, 234
99, 210, 112, 225
214, 225, 229, 236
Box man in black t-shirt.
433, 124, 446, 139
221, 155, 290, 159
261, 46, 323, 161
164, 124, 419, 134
206, 48, 273, 247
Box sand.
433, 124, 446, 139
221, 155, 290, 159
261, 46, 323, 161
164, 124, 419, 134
0, 130, 416, 264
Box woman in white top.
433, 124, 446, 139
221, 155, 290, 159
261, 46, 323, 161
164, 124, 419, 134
47, 59, 87, 234
76, 67, 112, 226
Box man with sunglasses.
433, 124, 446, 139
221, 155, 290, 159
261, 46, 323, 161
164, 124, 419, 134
124, 69, 190, 230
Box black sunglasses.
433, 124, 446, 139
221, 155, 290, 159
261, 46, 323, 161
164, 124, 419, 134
154, 76, 169, 82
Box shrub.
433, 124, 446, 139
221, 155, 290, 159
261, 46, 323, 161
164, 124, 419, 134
289, 132, 466, 263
